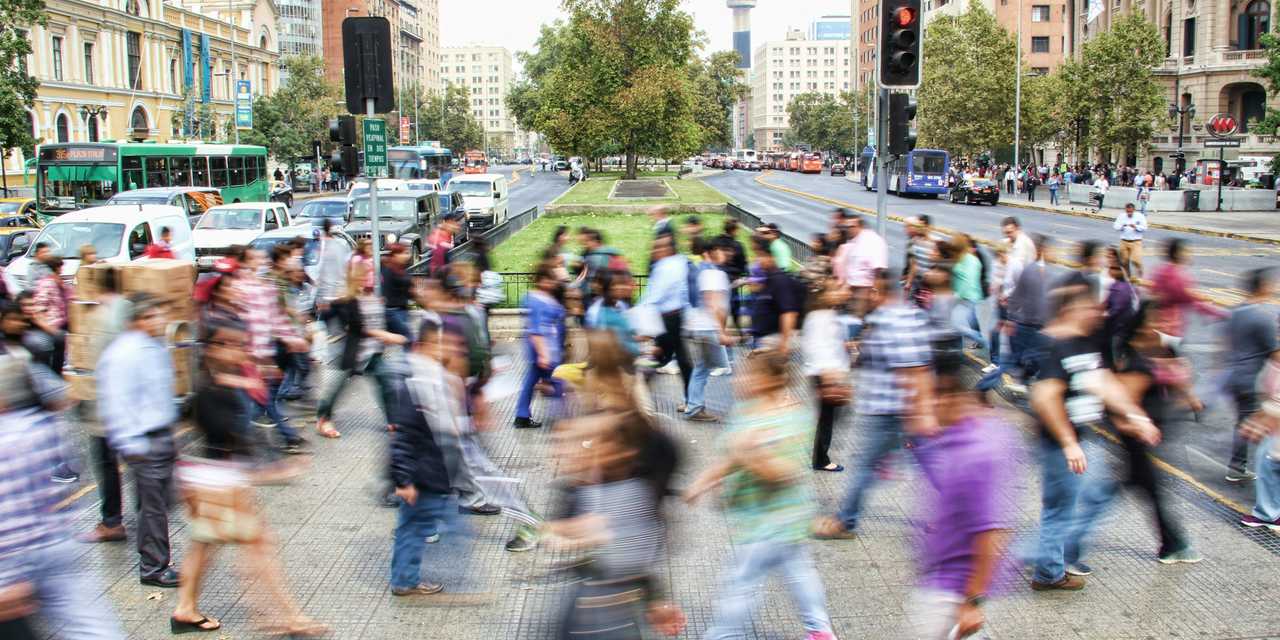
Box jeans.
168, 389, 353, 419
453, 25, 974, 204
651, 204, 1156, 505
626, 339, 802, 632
277, 352, 312, 400
837, 413, 915, 530
1230, 391, 1259, 472
1011, 322, 1045, 383
1032, 437, 1087, 584
1049, 187, 1059, 205
515, 361, 563, 420
317, 352, 395, 422
1065, 434, 1188, 564
389, 492, 455, 590
1253, 436, 1280, 521
385, 307, 412, 342
704, 541, 832, 639
24, 539, 126, 638
128, 430, 176, 580
950, 300, 987, 351
90, 435, 122, 528
685, 331, 727, 415
1027, 185, 1036, 201
251, 377, 299, 443
655, 311, 692, 402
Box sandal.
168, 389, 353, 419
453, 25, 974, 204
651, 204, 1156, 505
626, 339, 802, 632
810, 516, 857, 540
315, 421, 341, 439
171, 615, 221, 634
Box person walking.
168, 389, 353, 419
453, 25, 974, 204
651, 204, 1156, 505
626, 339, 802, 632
803, 279, 851, 473
640, 234, 693, 407
1092, 173, 1110, 211
1238, 338, 1280, 531
683, 238, 732, 422
1004, 166, 1016, 194
1028, 284, 1159, 592
1005, 235, 1052, 388
1113, 203, 1147, 280
1150, 239, 1227, 345
812, 268, 936, 539
381, 243, 414, 341
833, 213, 888, 320
686, 347, 839, 640
950, 235, 988, 353
749, 236, 802, 354
1225, 268, 1278, 483
514, 262, 567, 429
97, 293, 182, 588
1047, 171, 1061, 206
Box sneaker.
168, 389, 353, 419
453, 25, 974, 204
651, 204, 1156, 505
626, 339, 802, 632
1031, 575, 1086, 591
1004, 381, 1028, 395
1241, 514, 1280, 531
459, 503, 502, 516
1225, 469, 1257, 483
981, 363, 999, 374
513, 417, 543, 429
686, 409, 719, 422
252, 416, 277, 429
50, 470, 80, 484
504, 534, 537, 553
424, 533, 441, 544
710, 367, 731, 377
676, 403, 688, 414
656, 361, 680, 375
1157, 547, 1203, 565
1065, 563, 1093, 577
806, 632, 838, 640
391, 582, 445, 596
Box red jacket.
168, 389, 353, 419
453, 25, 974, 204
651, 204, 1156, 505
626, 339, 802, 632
144, 243, 175, 260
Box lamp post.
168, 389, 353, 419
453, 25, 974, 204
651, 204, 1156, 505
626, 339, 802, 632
1168, 97, 1195, 183
80, 105, 107, 142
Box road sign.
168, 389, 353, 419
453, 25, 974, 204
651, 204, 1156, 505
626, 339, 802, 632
235, 80, 253, 130
399, 116, 411, 144
363, 118, 388, 176
1204, 138, 1241, 148
1207, 113, 1238, 138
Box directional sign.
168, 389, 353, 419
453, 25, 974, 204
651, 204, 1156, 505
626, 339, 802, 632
234, 80, 253, 130
1204, 138, 1241, 148
1207, 113, 1238, 138
363, 118, 388, 176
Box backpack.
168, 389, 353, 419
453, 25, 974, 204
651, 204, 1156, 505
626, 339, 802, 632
686, 257, 705, 309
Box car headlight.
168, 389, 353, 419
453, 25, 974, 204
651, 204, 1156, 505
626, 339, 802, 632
386, 233, 397, 244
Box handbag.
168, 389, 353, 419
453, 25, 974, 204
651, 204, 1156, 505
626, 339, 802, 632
817, 370, 852, 406
176, 457, 262, 545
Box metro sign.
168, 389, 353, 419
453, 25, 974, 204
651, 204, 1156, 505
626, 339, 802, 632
1207, 113, 1238, 138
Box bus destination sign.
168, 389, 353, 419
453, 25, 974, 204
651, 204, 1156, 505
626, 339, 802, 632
38, 145, 119, 163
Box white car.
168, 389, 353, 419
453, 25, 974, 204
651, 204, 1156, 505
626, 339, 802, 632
193, 202, 292, 269
445, 173, 509, 231
3, 204, 194, 293
404, 178, 441, 193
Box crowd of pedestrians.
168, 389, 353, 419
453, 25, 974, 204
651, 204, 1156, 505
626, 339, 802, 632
0, 186, 1277, 640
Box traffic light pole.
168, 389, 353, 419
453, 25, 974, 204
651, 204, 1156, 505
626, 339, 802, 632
368, 98, 382, 296
876, 88, 888, 238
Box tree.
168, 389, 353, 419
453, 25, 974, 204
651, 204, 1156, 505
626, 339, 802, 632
786, 92, 855, 156
1252, 31, 1280, 173
0, 0, 46, 191
688, 50, 748, 151
170, 83, 220, 141
917, 0, 1018, 157
412, 83, 484, 153
241, 56, 342, 171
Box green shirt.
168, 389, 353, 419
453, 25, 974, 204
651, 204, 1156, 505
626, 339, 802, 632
770, 239, 795, 272
952, 253, 984, 303
720, 399, 815, 544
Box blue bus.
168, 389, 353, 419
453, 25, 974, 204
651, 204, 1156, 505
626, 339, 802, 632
862, 148, 950, 197
388, 144, 455, 185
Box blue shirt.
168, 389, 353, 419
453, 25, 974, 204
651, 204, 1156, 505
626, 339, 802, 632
524, 290, 565, 365
642, 254, 689, 314
0, 408, 76, 588
98, 330, 178, 458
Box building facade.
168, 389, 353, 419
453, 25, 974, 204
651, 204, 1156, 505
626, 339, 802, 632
276, 0, 322, 84
750, 29, 854, 150
440, 45, 517, 156
321, 0, 438, 96
5, 0, 280, 178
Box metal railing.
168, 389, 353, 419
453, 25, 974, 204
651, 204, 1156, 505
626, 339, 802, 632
725, 202, 814, 267
409, 205, 541, 274
490, 272, 649, 309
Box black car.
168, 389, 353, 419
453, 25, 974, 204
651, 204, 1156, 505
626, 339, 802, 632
830, 163, 847, 176
950, 179, 1000, 205
345, 193, 439, 263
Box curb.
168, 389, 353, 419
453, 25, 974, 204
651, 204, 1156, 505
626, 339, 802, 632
998, 198, 1280, 247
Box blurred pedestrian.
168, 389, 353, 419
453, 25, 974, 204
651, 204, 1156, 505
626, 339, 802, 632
1004, 234, 1052, 389
29, 255, 69, 372
97, 293, 182, 588
683, 238, 732, 422
639, 234, 692, 404
428, 212, 462, 276
950, 235, 988, 352
314, 218, 351, 342
78, 243, 98, 266
237, 248, 309, 451
715, 218, 749, 331
802, 279, 851, 472
585, 269, 641, 360
143, 227, 176, 259
1238, 338, 1280, 530
686, 348, 837, 640
749, 236, 801, 355
515, 262, 566, 429
1150, 240, 1227, 347
382, 243, 413, 341
833, 213, 887, 320
1225, 268, 1278, 483
1113, 204, 1147, 280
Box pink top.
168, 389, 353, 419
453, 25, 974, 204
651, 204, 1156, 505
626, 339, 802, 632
837, 229, 888, 287
1150, 262, 1227, 337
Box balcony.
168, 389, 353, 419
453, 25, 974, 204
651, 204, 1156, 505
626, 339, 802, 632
1221, 49, 1268, 63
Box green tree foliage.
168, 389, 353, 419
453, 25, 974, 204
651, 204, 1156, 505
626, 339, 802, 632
688, 50, 748, 151
1251, 32, 1280, 173
169, 83, 220, 141
917, 0, 1017, 157
0, 0, 46, 167
1065, 12, 1165, 159
242, 56, 341, 169
786, 92, 856, 156
405, 83, 484, 153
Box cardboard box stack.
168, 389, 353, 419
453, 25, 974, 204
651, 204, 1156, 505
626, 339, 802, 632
66, 260, 199, 400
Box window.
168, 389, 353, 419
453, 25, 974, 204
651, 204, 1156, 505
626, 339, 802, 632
123, 157, 143, 189
192, 157, 209, 186
210, 156, 228, 187
130, 105, 147, 132
127, 223, 151, 259
1031, 36, 1050, 53
55, 114, 69, 142
126, 31, 142, 89
169, 157, 191, 186
1183, 17, 1196, 56
83, 43, 94, 84
1031, 66, 1049, 75
51, 36, 63, 81
145, 157, 169, 188
1031, 5, 1050, 21
228, 156, 244, 186
87, 115, 99, 142
170, 59, 177, 92
1239, 1, 1270, 50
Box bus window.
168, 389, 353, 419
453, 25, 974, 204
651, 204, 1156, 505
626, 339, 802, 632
145, 157, 169, 188
123, 157, 144, 190
192, 157, 209, 187
917, 153, 947, 174
211, 157, 228, 188
170, 157, 191, 186
254, 156, 265, 182
229, 157, 245, 186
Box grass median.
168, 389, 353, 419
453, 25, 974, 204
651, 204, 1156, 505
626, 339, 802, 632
550, 175, 730, 207
491, 211, 734, 273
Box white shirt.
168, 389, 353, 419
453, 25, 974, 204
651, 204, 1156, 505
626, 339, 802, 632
1094, 178, 1110, 194
1004, 232, 1037, 296
1113, 211, 1147, 241
684, 267, 730, 333
802, 309, 850, 376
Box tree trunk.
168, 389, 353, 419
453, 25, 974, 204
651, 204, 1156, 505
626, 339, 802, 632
625, 150, 638, 180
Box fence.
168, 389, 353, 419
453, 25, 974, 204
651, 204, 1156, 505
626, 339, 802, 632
490, 272, 650, 309
409, 205, 541, 274
725, 202, 814, 267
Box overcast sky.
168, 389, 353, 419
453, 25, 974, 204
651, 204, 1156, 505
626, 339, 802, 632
440, 0, 853, 70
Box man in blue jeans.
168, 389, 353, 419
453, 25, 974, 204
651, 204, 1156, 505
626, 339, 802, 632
514, 263, 565, 429
813, 269, 937, 539
1029, 284, 1157, 592
683, 238, 732, 421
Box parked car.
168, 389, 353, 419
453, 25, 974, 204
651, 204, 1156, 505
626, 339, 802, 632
292, 196, 350, 227
107, 187, 223, 227
346, 192, 438, 263
746, 160, 762, 171
949, 179, 1001, 205
346, 179, 408, 201
249, 225, 356, 286
830, 163, 847, 176
270, 180, 294, 208
194, 202, 293, 270
405, 178, 442, 193
0, 226, 40, 267
0, 198, 38, 227
3, 204, 194, 292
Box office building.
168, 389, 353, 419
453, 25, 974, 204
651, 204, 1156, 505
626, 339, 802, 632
750, 29, 854, 150
440, 45, 517, 156
810, 14, 852, 40
275, 0, 322, 84
321, 0, 439, 95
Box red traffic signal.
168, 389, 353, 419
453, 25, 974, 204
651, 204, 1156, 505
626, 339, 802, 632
894, 6, 917, 27
880, 0, 922, 88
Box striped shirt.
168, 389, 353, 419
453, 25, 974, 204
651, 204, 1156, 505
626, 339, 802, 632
0, 408, 75, 588
720, 399, 815, 544
856, 303, 933, 416
235, 274, 299, 361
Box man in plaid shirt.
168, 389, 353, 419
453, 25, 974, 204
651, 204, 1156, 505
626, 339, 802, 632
0, 379, 125, 637
235, 249, 309, 451
814, 268, 938, 539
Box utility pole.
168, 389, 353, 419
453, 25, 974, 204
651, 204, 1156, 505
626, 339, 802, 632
1012, 0, 1021, 168
230, 0, 239, 144
876, 88, 887, 238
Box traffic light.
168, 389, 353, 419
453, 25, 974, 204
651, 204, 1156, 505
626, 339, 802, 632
329, 116, 356, 145
879, 0, 922, 89
888, 93, 918, 155
332, 146, 358, 178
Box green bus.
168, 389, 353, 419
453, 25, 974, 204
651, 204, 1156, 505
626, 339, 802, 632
35, 142, 270, 218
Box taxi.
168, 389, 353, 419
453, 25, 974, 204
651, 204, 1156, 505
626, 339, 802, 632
0, 225, 42, 267
0, 197, 38, 227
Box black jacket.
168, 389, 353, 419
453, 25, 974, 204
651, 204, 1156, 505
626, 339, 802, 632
335, 299, 364, 372
386, 374, 452, 494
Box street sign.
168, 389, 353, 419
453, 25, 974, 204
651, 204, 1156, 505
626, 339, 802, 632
1207, 113, 1238, 138
363, 118, 388, 176
399, 116, 411, 144
235, 80, 253, 130
1204, 138, 1241, 148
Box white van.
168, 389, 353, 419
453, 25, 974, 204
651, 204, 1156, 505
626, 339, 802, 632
193, 202, 292, 269
446, 173, 509, 231
3, 204, 194, 292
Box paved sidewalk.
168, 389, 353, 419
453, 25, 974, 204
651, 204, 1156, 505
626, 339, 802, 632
53, 343, 1280, 639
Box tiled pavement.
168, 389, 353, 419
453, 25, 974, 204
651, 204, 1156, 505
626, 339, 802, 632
53, 343, 1280, 640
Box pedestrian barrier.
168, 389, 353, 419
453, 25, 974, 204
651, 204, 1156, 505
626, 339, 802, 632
409, 205, 542, 274
725, 202, 814, 267
489, 272, 649, 309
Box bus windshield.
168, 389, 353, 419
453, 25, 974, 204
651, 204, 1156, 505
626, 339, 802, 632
915, 152, 947, 175
34, 222, 125, 259
37, 164, 119, 212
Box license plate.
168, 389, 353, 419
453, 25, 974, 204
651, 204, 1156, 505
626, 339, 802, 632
197, 256, 217, 268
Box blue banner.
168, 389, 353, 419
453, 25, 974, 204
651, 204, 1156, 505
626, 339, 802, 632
199, 33, 211, 104
235, 80, 252, 129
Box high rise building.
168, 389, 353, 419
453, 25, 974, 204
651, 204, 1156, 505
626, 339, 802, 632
321, 0, 438, 96
852, 0, 878, 87
276, 0, 323, 84
727, 0, 756, 68
440, 46, 517, 155
750, 30, 854, 150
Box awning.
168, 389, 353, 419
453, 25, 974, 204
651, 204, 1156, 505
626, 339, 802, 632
43, 165, 116, 182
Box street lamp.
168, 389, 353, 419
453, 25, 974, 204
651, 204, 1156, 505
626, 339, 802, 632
80, 105, 107, 142
1168, 100, 1195, 179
